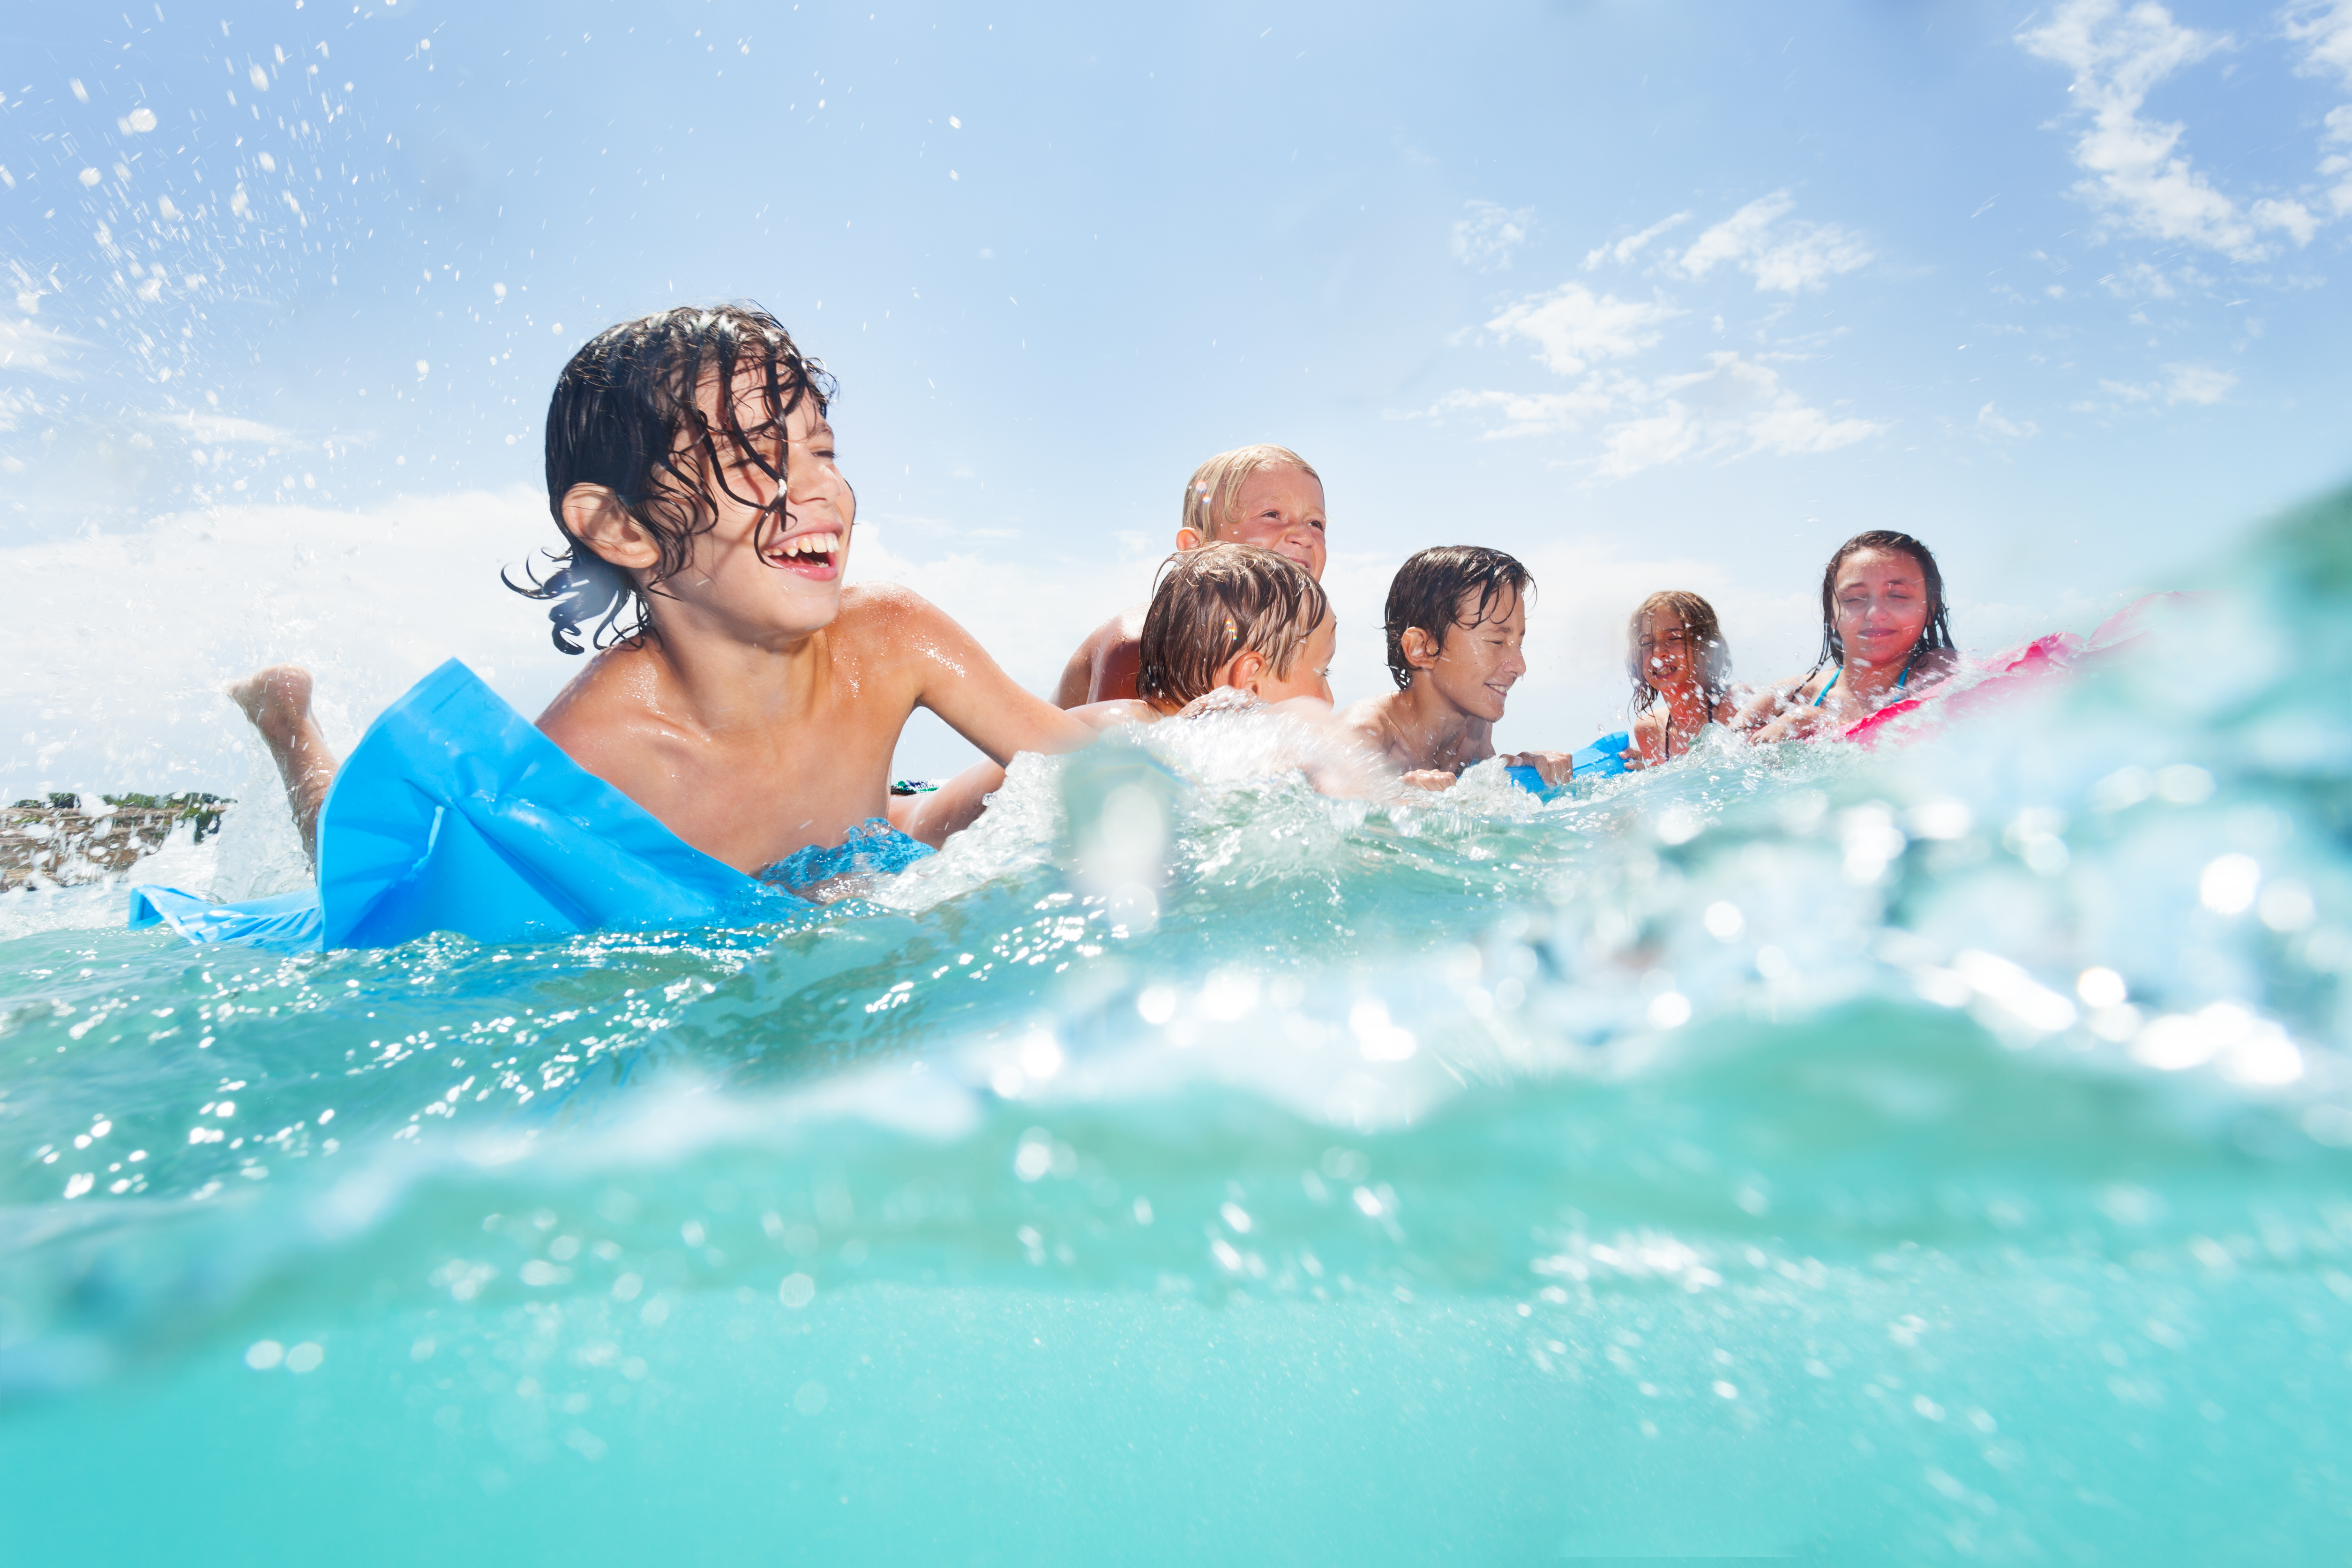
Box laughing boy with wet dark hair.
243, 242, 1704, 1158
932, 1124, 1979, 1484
1335, 545, 1575, 792
232, 302, 1097, 883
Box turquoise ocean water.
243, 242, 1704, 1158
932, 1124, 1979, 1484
2, 495, 2348, 1564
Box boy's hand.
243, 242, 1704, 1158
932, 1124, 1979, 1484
1399, 769, 1457, 792
1499, 749, 1575, 786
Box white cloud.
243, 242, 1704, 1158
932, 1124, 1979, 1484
0, 487, 569, 799
2018, 0, 2318, 259
1423, 385, 1617, 438
2097, 260, 2180, 298
2098, 362, 2238, 404
1671, 192, 1872, 292
1452, 200, 1536, 271
0, 316, 85, 377
2285, 2, 2352, 212
2162, 363, 2238, 403
1426, 353, 1887, 479
1582, 210, 1692, 271
2325, 105, 2352, 213
2285, 0, 2352, 84
151, 407, 300, 445
1632, 353, 1885, 472
1486, 282, 1678, 375
1976, 402, 2040, 440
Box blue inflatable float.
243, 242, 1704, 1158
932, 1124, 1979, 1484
130, 660, 926, 954
1506, 731, 1629, 802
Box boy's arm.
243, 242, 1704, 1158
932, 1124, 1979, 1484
873, 587, 1097, 764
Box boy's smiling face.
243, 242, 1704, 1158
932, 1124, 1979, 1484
1183, 465, 1328, 581
657, 374, 855, 641
1418, 585, 1528, 722
1251, 611, 1337, 706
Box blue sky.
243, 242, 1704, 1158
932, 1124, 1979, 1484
4, 0, 2350, 792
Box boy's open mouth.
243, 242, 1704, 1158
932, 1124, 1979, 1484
768, 530, 842, 578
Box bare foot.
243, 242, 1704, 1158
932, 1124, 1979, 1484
227, 664, 317, 746
226, 664, 337, 860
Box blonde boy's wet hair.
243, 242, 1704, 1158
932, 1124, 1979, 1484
1181, 444, 1321, 542
1137, 544, 1330, 709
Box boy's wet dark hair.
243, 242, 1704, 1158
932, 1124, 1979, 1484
1382, 546, 1533, 690
1137, 543, 1330, 709
1813, 529, 1956, 678
509, 303, 838, 653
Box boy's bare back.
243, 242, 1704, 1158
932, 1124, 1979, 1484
1054, 603, 1148, 706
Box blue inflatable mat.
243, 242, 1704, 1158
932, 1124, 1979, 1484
1506, 732, 1629, 802
129, 659, 820, 953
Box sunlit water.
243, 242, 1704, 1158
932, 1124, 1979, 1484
3, 496, 2349, 1563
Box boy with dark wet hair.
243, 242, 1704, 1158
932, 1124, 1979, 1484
1335, 546, 1574, 791
232, 302, 1097, 890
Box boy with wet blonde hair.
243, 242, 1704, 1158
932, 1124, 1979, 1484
1055, 444, 1329, 706
1135, 542, 1334, 713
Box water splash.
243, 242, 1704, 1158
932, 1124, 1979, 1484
1, 493, 2349, 1560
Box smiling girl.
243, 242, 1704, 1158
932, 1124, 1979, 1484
1623, 590, 1739, 767
1742, 530, 1959, 743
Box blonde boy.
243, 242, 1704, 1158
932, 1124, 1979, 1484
1054, 445, 1327, 706
1134, 543, 1336, 714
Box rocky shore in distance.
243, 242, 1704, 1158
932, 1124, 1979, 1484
1, 794, 230, 891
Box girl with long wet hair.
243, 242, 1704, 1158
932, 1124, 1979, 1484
1743, 530, 1959, 743
1623, 590, 1739, 767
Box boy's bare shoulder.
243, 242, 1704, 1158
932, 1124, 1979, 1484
829, 581, 962, 658
1332, 695, 1399, 754
836, 579, 942, 629
1056, 602, 1148, 706
534, 642, 690, 777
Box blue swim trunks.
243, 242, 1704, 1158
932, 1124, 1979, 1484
757, 816, 934, 903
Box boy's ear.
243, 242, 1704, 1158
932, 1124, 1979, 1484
562, 484, 659, 572
1224, 649, 1268, 691
1174, 525, 1209, 553
1399, 625, 1443, 672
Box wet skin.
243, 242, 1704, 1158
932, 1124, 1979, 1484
1056, 465, 1329, 707
1742, 546, 1939, 743
1627, 605, 1737, 767
1336, 586, 1574, 790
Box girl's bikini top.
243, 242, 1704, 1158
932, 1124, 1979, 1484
1812, 663, 1911, 707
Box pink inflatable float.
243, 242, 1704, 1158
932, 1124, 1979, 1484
1841, 593, 2190, 749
